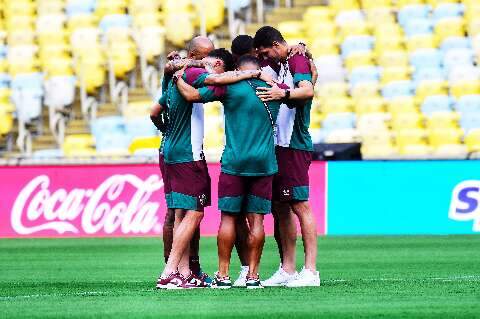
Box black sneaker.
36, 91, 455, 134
210, 271, 232, 289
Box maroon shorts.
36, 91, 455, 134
159, 153, 171, 195
164, 160, 211, 211
218, 173, 273, 214
273, 146, 312, 202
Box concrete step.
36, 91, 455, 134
293, 0, 325, 7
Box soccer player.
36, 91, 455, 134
152, 37, 215, 287
253, 26, 320, 287
175, 52, 286, 289
156, 48, 271, 289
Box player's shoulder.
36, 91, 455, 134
184, 67, 208, 84
288, 53, 311, 73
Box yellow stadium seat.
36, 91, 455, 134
3, 2, 35, 16
426, 0, 458, 7
406, 34, 438, 52
278, 21, 305, 39
465, 128, 480, 153
362, 143, 399, 159
344, 51, 375, 71
329, 0, 360, 12
373, 23, 403, 38
339, 21, 370, 40
426, 111, 460, 130
124, 100, 152, 118
365, 8, 395, 23
321, 97, 354, 114
303, 7, 333, 27
428, 128, 464, 148
355, 96, 386, 114
396, 0, 426, 7
387, 96, 418, 114
435, 18, 465, 42
129, 136, 161, 154
0, 105, 14, 135
375, 35, 405, 53
165, 13, 194, 47
450, 80, 480, 98
309, 37, 339, 56
63, 134, 96, 157
377, 50, 409, 68
306, 22, 336, 40
351, 82, 380, 100
432, 144, 468, 159
132, 13, 162, 28
316, 82, 348, 99
76, 63, 107, 94
391, 112, 424, 130
95, 0, 128, 18
381, 67, 411, 85
37, 1, 65, 15
360, 126, 392, 143
193, 0, 225, 32
399, 143, 434, 156
416, 80, 448, 101
7, 30, 35, 46
0, 89, 11, 103
67, 15, 97, 33
395, 128, 428, 146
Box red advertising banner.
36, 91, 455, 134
0, 163, 326, 238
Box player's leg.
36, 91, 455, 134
189, 226, 201, 274
245, 212, 265, 289
272, 207, 283, 263
274, 202, 297, 274
232, 216, 250, 287
291, 201, 317, 271
212, 173, 244, 289
217, 212, 237, 277
163, 208, 175, 263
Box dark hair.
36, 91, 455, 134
231, 35, 254, 57
207, 48, 235, 71
253, 26, 285, 49
237, 55, 260, 68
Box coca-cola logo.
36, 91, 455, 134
11, 174, 164, 235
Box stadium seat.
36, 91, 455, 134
391, 112, 424, 130
387, 97, 418, 114
416, 80, 448, 101
413, 67, 445, 84
460, 112, 480, 132
66, 0, 96, 17
322, 113, 356, 131
449, 66, 480, 83
409, 49, 443, 70
350, 82, 380, 100
357, 113, 391, 133
395, 128, 428, 146
32, 149, 64, 159
428, 127, 463, 147
344, 51, 375, 71
421, 95, 453, 115
125, 117, 157, 140
465, 128, 480, 152
341, 36, 374, 57
404, 18, 434, 37
433, 3, 464, 21
63, 134, 96, 157
324, 128, 360, 143
316, 82, 348, 100
426, 111, 460, 129
321, 97, 354, 114
406, 34, 437, 52
450, 80, 480, 98
398, 5, 431, 28
455, 94, 480, 113
128, 136, 161, 154
431, 144, 468, 159
354, 96, 386, 114
11, 73, 44, 123
435, 17, 465, 42
381, 67, 411, 85
441, 36, 471, 53
349, 66, 380, 87
377, 51, 409, 68
382, 81, 414, 99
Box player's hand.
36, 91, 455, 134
259, 71, 273, 83
256, 82, 286, 101
167, 51, 181, 61
173, 66, 187, 82
289, 44, 306, 57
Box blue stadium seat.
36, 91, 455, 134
95, 132, 131, 152
32, 149, 64, 158
66, 0, 96, 16
322, 112, 356, 131
443, 49, 475, 72
449, 66, 480, 83
91, 116, 125, 138
381, 80, 414, 99
125, 117, 157, 140
410, 49, 443, 70
0, 73, 10, 88
341, 36, 374, 58
0, 45, 7, 59
99, 14, 132, 32
421, 95, 453, 115
433, 3, 464, 22
349, 66, 380, 87
398, 4, 431, 27
413, 67, 445, 84
404, 18, 434, 37
460, 112, 480, 132
455, 95, 480, 113
11, 73, 44, 122
441, 37, 471, 54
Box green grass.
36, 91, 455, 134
1, 235, 479, 319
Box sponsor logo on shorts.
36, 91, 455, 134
449, 180, 480, 232
282, 189, 291, 197
199, 194, 207, 206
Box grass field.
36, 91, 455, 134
1, 235, 479, 319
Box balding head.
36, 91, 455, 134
187, 36, 215, 60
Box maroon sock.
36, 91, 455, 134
189, 256, 201, 274
164, 255, 169, 264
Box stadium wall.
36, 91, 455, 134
0, 161, 478, 238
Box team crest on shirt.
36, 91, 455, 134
199, 194, 207, 206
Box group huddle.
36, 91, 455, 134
151, 26, 320, 289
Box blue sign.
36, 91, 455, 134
327, 160, 480, 235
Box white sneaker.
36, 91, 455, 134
233, 266, 249, 287
285, 267, 320, 287
262, 265, 298, 287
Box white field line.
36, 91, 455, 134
1, 276, 479, 300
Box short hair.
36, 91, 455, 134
237, 55, 260, 68
207, 48, 235, 71
231, 35, 254, 57
253, 26, 286, 49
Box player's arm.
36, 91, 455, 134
150, 102, 168, 132
176, 76, 202, 102
164, 58, 204, 74
256, 80, 314, 102
310, 61, 318, 85
203, 69, 263, 85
